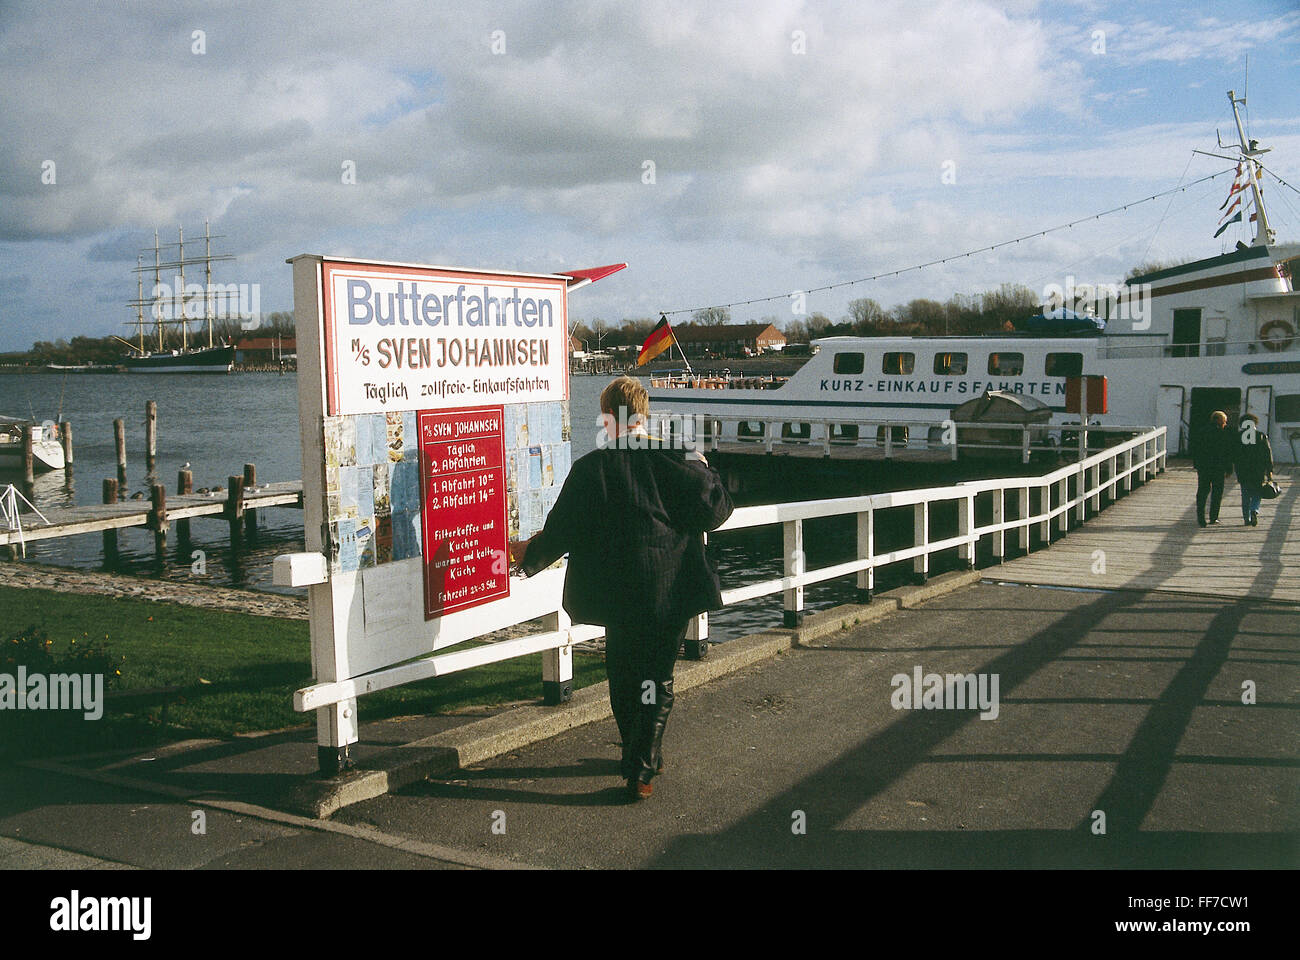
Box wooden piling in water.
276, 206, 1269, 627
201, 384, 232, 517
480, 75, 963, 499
102, 477, 119, 561
114, 419, 126, 479
177, 469, 193, 543
145, 400, 157, 470
149, 483, 167, 557
225, 475, 244, 540
23, 425, 35, 485
59, 420, 74, 468
243, 463, 257, 536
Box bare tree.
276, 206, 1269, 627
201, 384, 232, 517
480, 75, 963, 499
692, 306, 730, 326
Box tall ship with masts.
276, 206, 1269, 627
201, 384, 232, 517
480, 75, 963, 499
119, 222, 239, 373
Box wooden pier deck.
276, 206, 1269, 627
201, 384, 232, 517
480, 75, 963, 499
0, 481, 303, 547
995, 463, 1298, 603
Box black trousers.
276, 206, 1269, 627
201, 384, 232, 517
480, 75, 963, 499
605, 620, 688, 784
1195, 470, 1225, 523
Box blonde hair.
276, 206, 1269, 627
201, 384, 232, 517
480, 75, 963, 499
600, 376, 649, 418
1211, 410, 1228, 427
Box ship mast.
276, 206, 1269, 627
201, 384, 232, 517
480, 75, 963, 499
1227, 89, 1275, 246
179, 223, 189, 351
154, 230, 163, 351
204, 220, 213, 348
128, 225, 235, 356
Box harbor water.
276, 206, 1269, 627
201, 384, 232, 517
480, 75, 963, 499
0, 371, 965, 640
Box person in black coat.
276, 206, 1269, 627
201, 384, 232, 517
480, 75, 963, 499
1192, 409, 1234, 526
1234, 413, 1274, 526
516, 376, 734, 801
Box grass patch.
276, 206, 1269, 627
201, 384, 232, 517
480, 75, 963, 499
0, 584, 605, 758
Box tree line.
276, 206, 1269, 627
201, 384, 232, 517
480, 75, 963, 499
571, 283, 1042, 350
5, 312, 297, 365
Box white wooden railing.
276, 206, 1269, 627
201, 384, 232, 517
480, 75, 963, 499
690, 423, 1167, 632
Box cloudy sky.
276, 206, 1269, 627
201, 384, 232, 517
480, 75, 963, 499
2, 0, 1299, 352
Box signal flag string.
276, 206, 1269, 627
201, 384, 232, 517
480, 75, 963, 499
660, 167, 1236, 318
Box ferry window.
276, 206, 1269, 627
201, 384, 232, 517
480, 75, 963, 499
1045, 352, 1083, 377
934, 352, 967, 375
988, 352, 1024, 376
1277, 395, 1300, 423
882, 352, 915, 375
833, 352, 864, 374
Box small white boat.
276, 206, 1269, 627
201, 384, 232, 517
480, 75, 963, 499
0, 418, 66, 472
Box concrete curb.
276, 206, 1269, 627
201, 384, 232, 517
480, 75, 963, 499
291, 567, 983, 819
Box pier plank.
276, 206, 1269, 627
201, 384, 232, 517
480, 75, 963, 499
0, 481, 303, 546
996, 464, 1299, 603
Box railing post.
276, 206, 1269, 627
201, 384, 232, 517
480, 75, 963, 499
1123, 448, 1133, 493
1089, 462, 1101, 512
856, 508, 874, 602
541, 607, 574, 704
884, 426, 893, 459
958, 492, 975, 568
1056, 476, 1069, 536
823, 421, 831, 457
913, 501, 929, 583
992, 487, 1006, 562
765, 421, 775, 454
1021, 425, 1031, 464
1018, 486, 1030, 553
1037, 483, 1050, 542
684, 533, 710, 658
1075, 464, 1087, 524
783, 519, 803, 628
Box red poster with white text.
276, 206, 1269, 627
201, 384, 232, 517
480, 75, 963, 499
417, 406, 508, 619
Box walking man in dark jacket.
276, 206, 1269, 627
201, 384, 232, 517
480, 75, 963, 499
1192, 409, 1234, 527
516, 376, 734, 801
1234, 413, 1274, 526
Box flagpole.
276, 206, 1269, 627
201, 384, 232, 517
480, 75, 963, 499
665, 315, 696, 381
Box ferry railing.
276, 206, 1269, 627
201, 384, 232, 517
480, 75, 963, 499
646, 411, 1148, 464
687, 424, 1166, 633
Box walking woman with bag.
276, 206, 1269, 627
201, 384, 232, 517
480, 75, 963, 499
1235, 413, 1274, 527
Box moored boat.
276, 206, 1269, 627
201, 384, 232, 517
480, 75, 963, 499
0, 418, 66, 472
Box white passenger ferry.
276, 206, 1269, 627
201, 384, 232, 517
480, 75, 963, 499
648, 91, 1300, 464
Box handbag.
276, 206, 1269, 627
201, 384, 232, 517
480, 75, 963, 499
1260, 479, 1282, 499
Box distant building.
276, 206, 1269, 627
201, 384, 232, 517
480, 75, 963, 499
671, 322, 786, 358
235, 336, 295, 364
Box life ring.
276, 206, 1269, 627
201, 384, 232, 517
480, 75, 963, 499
1260, 318, 1296, 351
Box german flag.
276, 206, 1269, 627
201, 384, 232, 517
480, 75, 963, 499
636, 316, 676, 366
